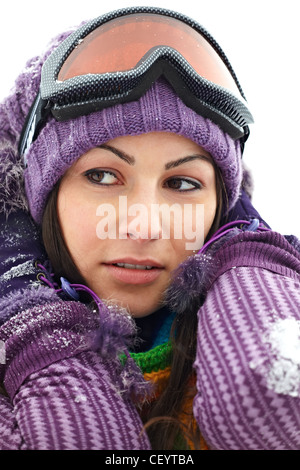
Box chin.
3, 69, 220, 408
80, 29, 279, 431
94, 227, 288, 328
101, 295, 163, 318
89, 279, 167, 318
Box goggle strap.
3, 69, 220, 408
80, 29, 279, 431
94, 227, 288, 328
18, 93, 49, 161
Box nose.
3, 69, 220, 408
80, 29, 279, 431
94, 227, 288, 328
118, 189, 163, 242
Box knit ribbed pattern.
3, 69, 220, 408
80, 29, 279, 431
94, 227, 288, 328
131, 342, 173, 402
194, 236, 300, 450
210, 230, 300, 283
0, 300, 99, 399
129, 341, 172, 374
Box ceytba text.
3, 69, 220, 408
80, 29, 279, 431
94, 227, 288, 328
105, 453, 194, 466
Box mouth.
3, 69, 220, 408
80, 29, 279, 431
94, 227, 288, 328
112, 262, 156, 270
103, 258, 164, 285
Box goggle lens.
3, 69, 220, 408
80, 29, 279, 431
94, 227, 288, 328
19, 8, 253, 158
58, 13, 241, 98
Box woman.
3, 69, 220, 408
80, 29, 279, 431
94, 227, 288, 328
0, 7, 300, 450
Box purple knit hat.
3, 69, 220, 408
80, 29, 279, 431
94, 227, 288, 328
1, 28, 242, 224
24, 77, 242, 223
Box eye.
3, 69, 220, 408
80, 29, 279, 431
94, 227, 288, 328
84, 169, 120, 185
164, 177, 202, 192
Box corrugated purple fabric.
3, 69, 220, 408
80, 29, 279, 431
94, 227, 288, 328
0, 352, 151, 450
193, 231, 300, 449
0, 299, 151, 450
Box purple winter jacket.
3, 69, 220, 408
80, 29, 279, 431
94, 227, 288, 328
0, 223, 300, 450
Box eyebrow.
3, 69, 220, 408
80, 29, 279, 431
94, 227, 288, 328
164, 155, 213, 170
99, 144, 135, 165
99, 144, 212, 169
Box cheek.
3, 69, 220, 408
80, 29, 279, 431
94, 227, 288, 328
57, 189, 98, 260
175, 197, 217, 253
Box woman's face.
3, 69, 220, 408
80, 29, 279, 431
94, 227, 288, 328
57, 132, 217, 317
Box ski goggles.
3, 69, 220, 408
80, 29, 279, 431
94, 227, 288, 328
19, 6, 253, 157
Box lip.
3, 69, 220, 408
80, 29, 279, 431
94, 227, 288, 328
106, 257, 164, 268
103, 257, 164, 285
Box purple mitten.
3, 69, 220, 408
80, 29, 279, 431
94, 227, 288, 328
193, 231, 300, 450
0, 300, 151, 450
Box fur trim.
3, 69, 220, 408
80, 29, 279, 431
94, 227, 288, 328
0, 139, 28, 217
285, 235, 300, 254
90, 302, 152, 404
0, 29, 75, 217
165, 228, 240, 315
241, 162, 254, 200
165, 252, 218, 315
91, 303, 138, 357
0, 285, 59, 325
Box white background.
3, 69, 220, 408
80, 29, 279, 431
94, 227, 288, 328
1, 0, 299, 236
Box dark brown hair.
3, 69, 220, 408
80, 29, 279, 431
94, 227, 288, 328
42, 165, 226, 450
142, 165, 226, 449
